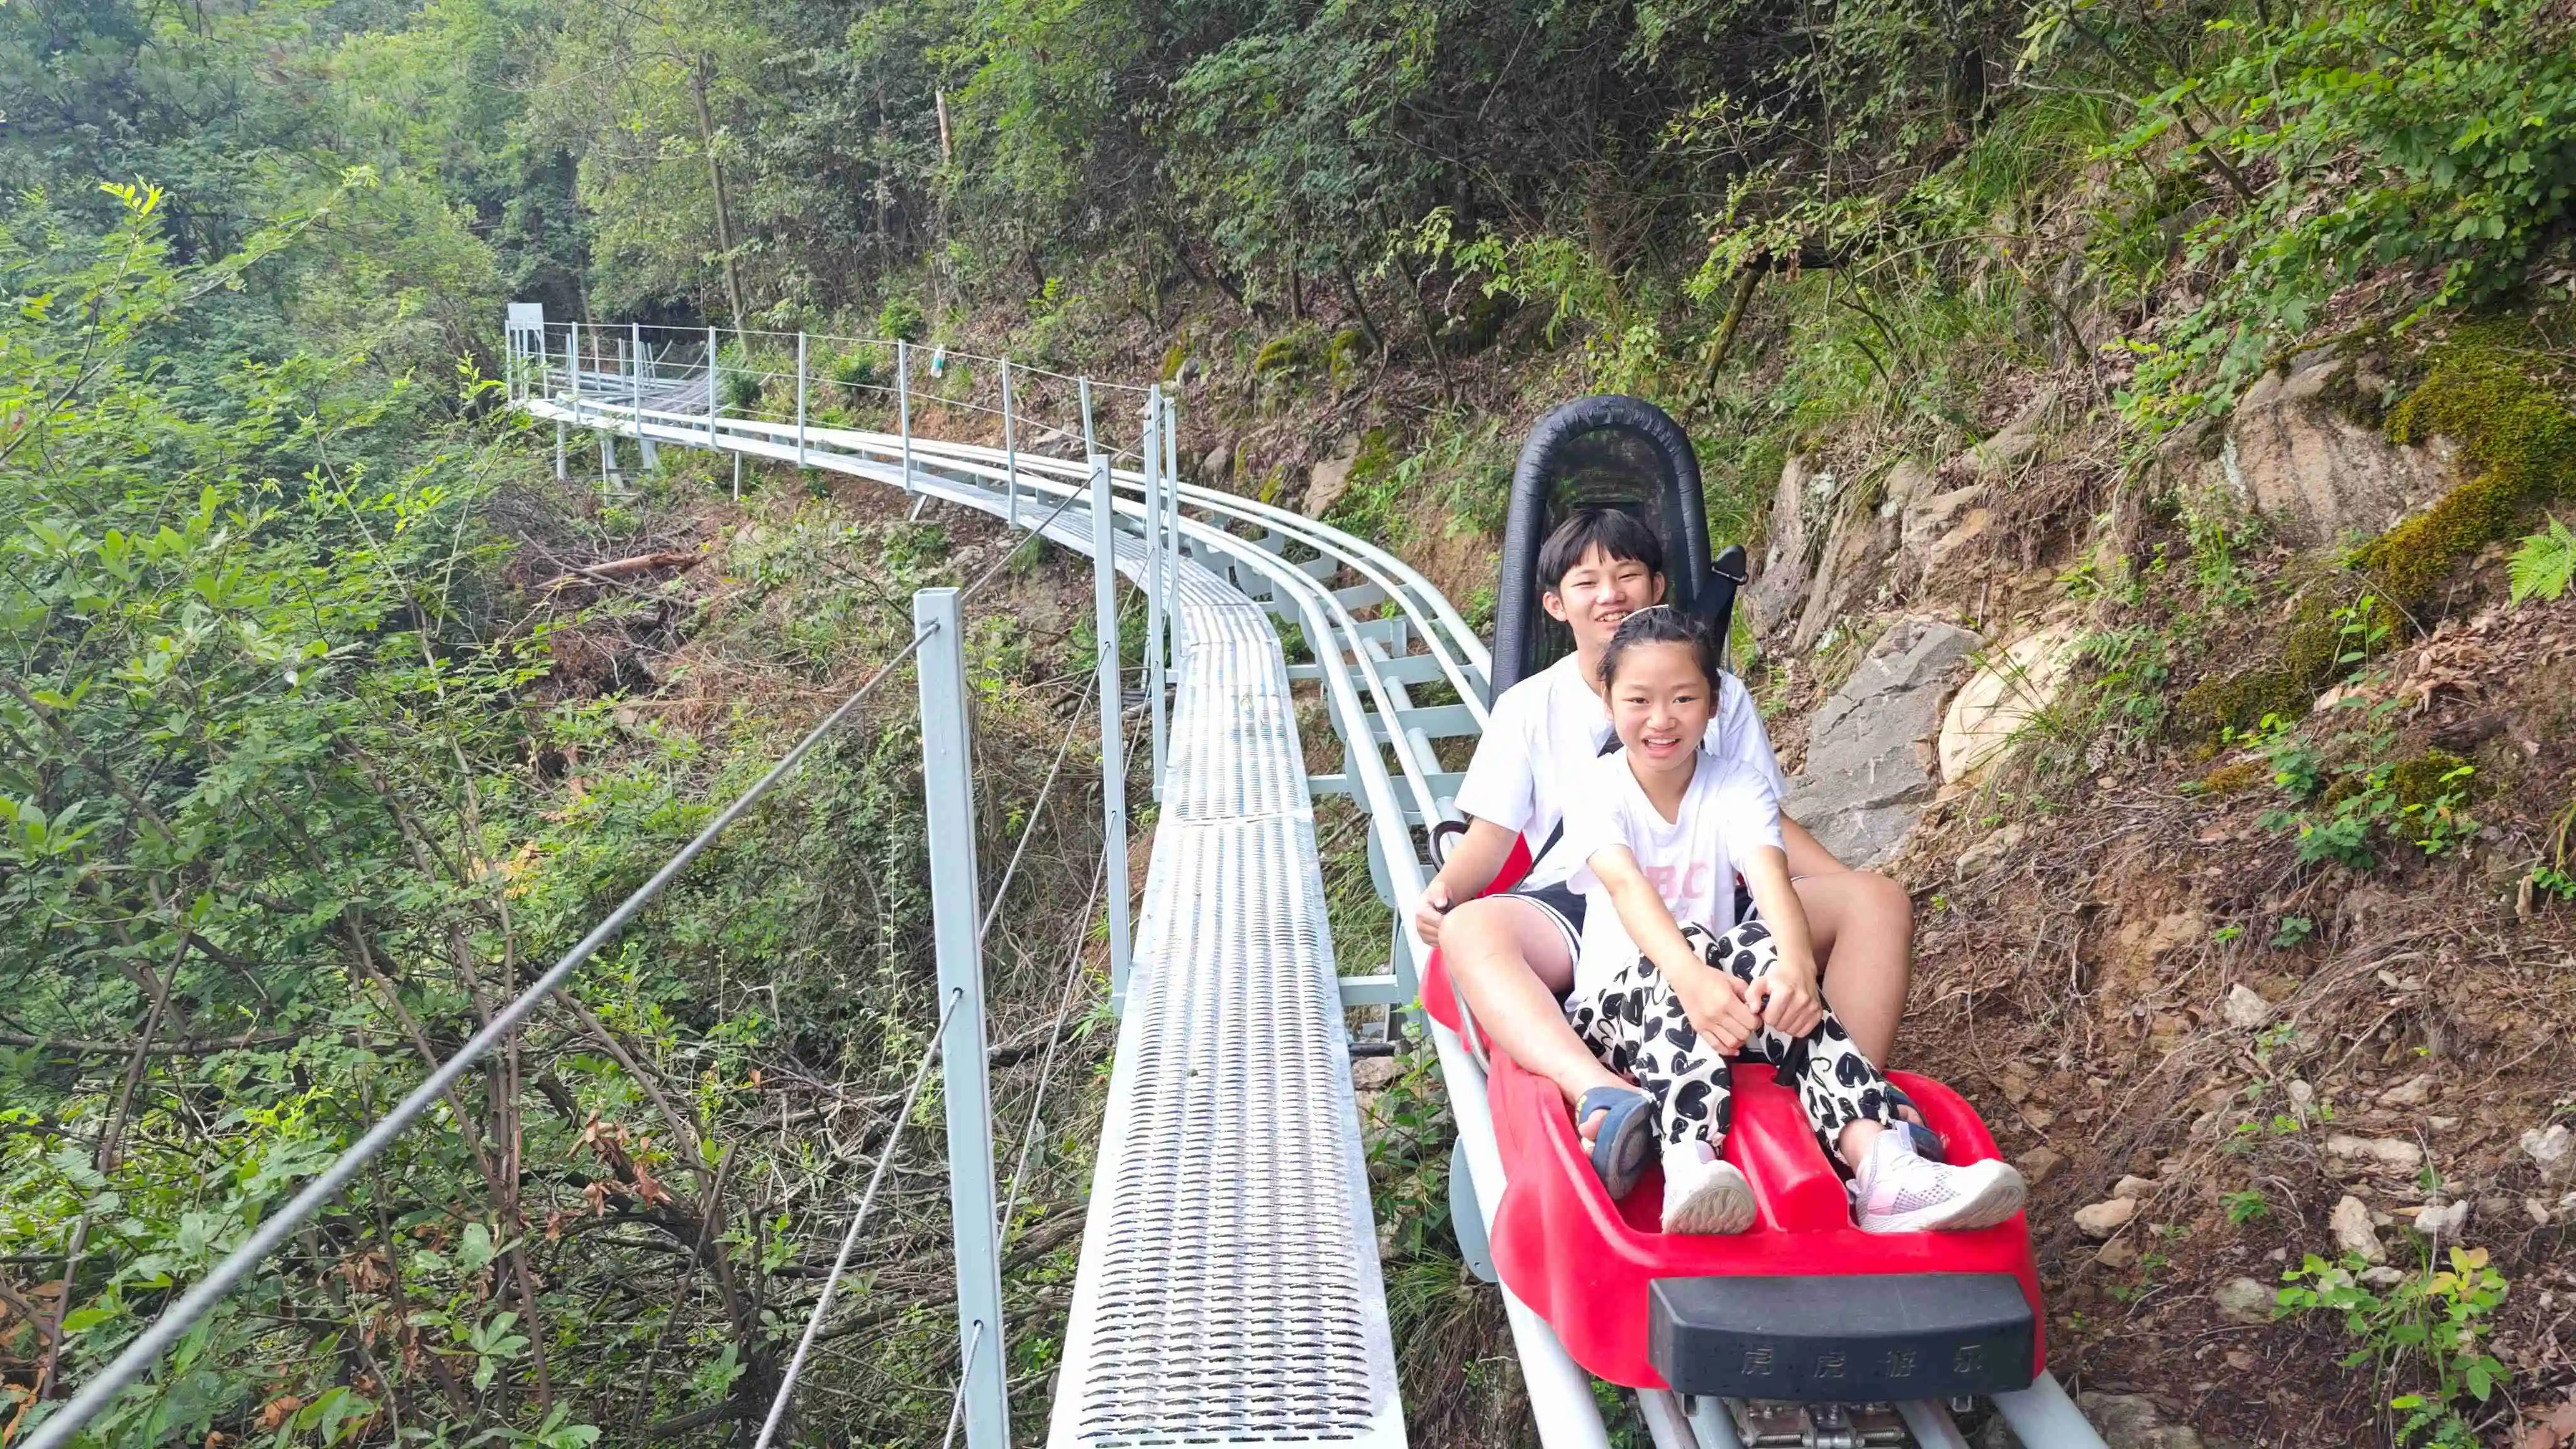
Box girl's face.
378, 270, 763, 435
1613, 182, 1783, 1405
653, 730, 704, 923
1606, 640, 1715, 773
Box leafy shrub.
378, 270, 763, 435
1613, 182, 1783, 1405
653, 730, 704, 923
718, 344, 763, 411
2277, 1246, 2511, 1448
2111, 0, 2576, 425
830, 348, 882, 403
876, 294, 927, 342
2251, 703, 2481, 867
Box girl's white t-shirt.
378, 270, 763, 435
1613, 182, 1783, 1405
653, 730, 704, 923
1560, 750, 1785, 997
1452, 653, 1784, 890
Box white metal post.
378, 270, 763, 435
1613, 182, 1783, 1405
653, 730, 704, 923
795, 331, 809, 470
1077, 377, 1096, 458
1089, 455, 1135, 1012
707, 325, 720, 447
914, 586, 1013, 1449
630, 322, 643, 441
1162, 385, 1183, 623
1142, 387, 1168, 799
1157, 389, 1180, 790
1001, 359, 1019, 528
897, 337, 914, 492
555, 423, 566, 482
567, 326, 581, 424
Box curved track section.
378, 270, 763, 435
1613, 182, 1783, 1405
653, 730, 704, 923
523, 370, 1619, 1449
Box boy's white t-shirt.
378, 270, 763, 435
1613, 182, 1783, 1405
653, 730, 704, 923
1452, 652, 1785, 890
1560, 751, 1785, 997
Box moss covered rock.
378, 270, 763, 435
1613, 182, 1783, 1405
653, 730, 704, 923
2228, 351, 2450, 547
2356, 325, 2576, 608
2196, 760, 2266, 796
2387, 748, 2474, 812
2175, 588, 2398, 743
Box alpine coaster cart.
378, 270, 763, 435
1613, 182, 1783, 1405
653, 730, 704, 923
1424, 396, 2109, 1449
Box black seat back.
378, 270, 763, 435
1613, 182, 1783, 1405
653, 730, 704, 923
1493, 395, 1746, 694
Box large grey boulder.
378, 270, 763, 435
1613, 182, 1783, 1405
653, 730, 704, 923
1785, 618, 1982, 866
2226, 352, 2453, 547
1791, 504, 1897, 653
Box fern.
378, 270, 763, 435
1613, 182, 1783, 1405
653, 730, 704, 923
2509, 514, 2576, 604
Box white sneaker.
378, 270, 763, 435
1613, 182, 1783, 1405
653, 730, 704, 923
1660, 1143, 1757, 1235
1855, 1131, 2026, 1234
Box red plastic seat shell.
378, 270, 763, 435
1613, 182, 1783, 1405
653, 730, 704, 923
1480, 1046, 2045, 1389
1418, 851, 2046, 1391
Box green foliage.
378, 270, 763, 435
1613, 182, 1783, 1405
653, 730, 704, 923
2510, 515, 2576, 603
2179, 589, 2400, 742
2277, 1246, 2511, 1447
830, 348, 882, 403
1318, 418, 1517, 551
2249, 699, 2480, 869
876, 295, 927, 343
2106, 0, 2576, 428
718, 345, 765, 411
1, 184, 592, 1448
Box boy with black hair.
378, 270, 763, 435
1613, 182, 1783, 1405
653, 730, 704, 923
1418, 509, 1920, 1159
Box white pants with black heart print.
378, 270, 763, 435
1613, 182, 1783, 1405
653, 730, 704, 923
1563, 919, 1913, 1164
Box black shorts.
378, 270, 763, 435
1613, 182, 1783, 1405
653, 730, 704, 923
1507, 881, 1585, 960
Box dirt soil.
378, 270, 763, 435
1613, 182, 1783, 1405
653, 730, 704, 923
1879, 577, 2576, 1445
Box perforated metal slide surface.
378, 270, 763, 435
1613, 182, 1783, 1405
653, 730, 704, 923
1051, 565, 1402, 1447
985, 496, 1403, 1447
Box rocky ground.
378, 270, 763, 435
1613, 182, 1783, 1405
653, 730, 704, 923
1741, 341, 2576, 1446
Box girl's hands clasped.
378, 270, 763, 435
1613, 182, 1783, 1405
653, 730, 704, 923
1745, 957, 1824, 1039
1669, 962, 1762, 1055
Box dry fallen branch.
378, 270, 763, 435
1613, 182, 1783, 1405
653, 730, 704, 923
543, 550, 705, 591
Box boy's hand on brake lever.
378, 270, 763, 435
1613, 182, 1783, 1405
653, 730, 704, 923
1671, 964, 1760, 1055
1746, 959, 1823, 1038
1411, 880, 1453, 950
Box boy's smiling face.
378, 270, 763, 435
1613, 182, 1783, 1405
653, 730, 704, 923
1541, 544, 1667, 655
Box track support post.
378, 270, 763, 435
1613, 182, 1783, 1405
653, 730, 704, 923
706, 325, 720, 447
1143, 386, 1168, 799
1001, 359, 1019, 528
1089, 454, 1135, 1013
795, 331, 809, 469
898, 337, 914, 493
915, 587, 1013, 1449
